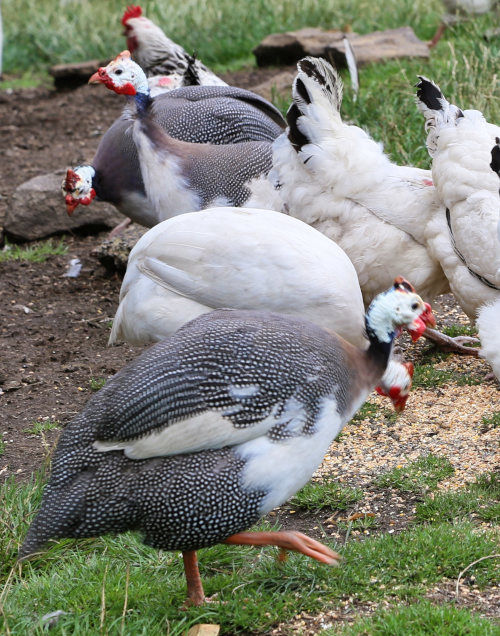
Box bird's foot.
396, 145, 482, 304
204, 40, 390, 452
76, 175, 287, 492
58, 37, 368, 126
423, 327, 480, 357
224, 530, 340, 566
107, 217, 132, 238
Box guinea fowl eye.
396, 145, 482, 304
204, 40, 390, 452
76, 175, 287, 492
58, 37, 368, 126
411, 302, 419, 310
115, 69, 123, 75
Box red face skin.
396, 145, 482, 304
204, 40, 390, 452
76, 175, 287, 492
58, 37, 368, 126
65, 189, 96, 216
88, 69, 137, 96
376, 362, 415, 412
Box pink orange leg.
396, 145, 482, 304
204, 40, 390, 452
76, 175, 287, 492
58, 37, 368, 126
182, 550, 205, 607
223, 530, 341, 565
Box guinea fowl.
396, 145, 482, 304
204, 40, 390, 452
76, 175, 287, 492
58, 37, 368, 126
63, 83, 284, 224
415, 77, 500, 326
476, 139, 500, 381
122, 5, 226, 87
20, 281, 433, 606
87, 51, 274, 223
110, 207, 429, 410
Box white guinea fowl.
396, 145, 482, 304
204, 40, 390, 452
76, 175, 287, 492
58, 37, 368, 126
110, 207, 432, 410
89, 52, 273, 224
476, 139, 500, 381
121, 5, 226, 88
21, 283, 432, 606
248, 57, 448, 306
415, 77, 500, 323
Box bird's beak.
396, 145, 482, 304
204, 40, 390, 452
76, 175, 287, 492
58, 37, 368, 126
407, 301, 436, 341
89, 68, 108, 85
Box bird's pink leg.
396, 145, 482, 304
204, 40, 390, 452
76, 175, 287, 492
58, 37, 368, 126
182, 550, 205, 607
223, 530, 340, 565
428, 22, 447, 48
423, 327, 480, 357
108, 217, 132, 238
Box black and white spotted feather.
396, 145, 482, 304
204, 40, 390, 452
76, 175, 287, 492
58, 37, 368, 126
287, 56, 343, 154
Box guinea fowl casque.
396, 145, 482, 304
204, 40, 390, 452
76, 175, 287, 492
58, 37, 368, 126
415, 77, 500, 327
109, 207, 425, 410
476, 139, 500, 381
121, 5, 226, 88
63, 82, 284, 225
87, 51, 274, 223
20, 281, 433, 606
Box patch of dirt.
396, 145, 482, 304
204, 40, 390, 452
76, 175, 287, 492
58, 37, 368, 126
0, 70, 498, 634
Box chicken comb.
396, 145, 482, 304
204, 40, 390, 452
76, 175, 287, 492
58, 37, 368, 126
122, 5, 142, 26
64, 169, 80, 193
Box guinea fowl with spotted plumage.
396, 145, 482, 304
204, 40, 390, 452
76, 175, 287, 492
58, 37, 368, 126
87, 51, 274, 223
20, 281, 434, 606
63, 82, 284, 224
110, 206, 424, 410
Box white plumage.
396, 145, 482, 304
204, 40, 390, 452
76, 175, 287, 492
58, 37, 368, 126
416, 77, 500, 322
109, 207, 417, 408
248, 58, 449, 306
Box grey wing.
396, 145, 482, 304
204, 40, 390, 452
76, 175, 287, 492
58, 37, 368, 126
84, 310, 339, 456
152, 85, 285, 143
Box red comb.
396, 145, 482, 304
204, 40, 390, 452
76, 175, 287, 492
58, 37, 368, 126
122, 5, 142, 26
64, 169, 80, 192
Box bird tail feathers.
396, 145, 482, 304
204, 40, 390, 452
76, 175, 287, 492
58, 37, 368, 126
415, 76, 463, 156
287, 56, 343, 153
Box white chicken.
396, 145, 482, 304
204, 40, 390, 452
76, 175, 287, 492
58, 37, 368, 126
476, 139, 500, 381
109, 207, 432, 411
415, 77, 500, 323
121, 5, 226, 90
248, 57, 448, 306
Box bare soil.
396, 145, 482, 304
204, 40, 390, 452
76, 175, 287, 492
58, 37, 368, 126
0, 70, 498, 634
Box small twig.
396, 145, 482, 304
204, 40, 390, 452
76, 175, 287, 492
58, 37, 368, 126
120, 563, 130, 636
455, 554, 500, 599
344, 521, 353, 546
100, 563, 109, 633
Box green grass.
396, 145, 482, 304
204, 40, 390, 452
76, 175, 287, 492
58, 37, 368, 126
2, 2, 499, 166
1, 473, 498, 634
290, 479, 363, 512
481, 411, 500, 431
23, 419, 61, 436
0, 438, 5, 457
412, 361, 483, 388
337, 600, 500, 635
416, 472, 500, 524
441, 324, 478, 338
0, 239, 68, 263
375, 454, 454, 493
89, 377, 106, 391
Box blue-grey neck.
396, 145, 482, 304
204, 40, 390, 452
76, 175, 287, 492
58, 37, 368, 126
135, 91, 152, 117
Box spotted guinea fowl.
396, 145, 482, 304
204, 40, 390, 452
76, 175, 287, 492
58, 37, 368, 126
110, 207, 428, 410
20, 281, 433, 606
122, 5, 226, 87
88, 52, 273, 223
415, 77, 500, 325
476, 139, 500, 380
63, 83, 284, 223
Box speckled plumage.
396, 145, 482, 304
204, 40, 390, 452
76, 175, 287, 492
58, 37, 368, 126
72, 85, 284, 224
20, 309, 366, 559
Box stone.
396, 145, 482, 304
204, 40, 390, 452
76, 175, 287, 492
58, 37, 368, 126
254, 26, 429, 67
91, 224, 145, 274
4, 172, 124, 241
